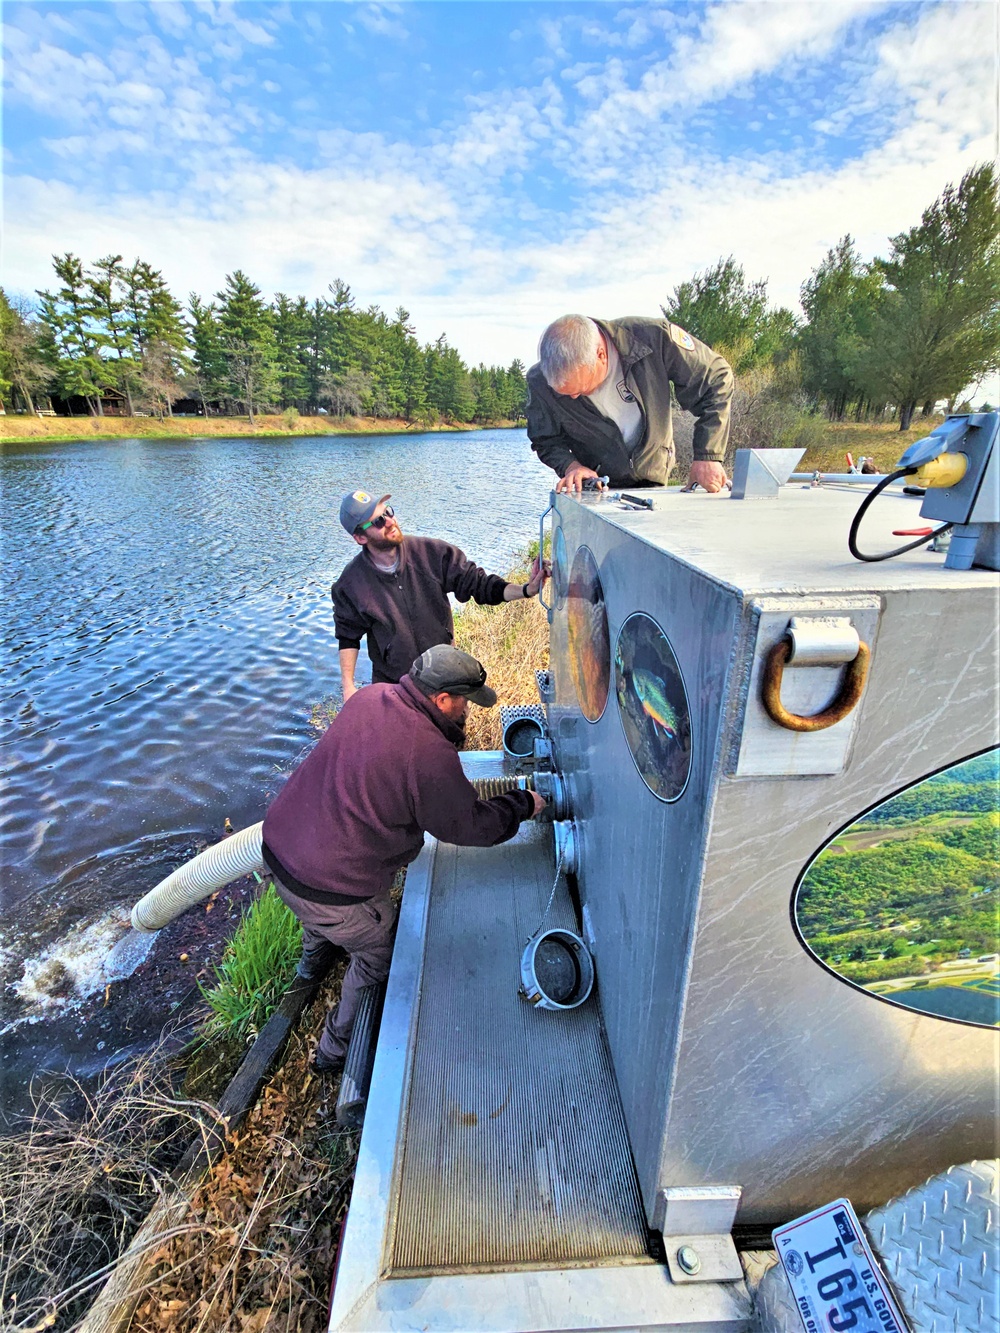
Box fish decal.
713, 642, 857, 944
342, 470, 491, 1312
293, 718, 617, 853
631, 669, 679, 740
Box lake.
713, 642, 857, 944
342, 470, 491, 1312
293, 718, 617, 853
0, 429, 554, 1092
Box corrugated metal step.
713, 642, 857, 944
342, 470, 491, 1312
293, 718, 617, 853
385, 821, 651, 1275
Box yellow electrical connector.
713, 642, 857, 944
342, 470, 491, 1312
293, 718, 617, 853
912, 452, 968, 488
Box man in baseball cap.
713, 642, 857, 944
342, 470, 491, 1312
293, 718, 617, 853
331, 488, 548, 701
338, 489, 391, 535
261, 644, 546, 1074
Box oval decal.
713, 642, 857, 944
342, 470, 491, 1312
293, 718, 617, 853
795, 748, 999, 1028
566, 545, 610, 723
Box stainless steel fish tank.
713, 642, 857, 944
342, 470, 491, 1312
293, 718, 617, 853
329, 474, 998, 1332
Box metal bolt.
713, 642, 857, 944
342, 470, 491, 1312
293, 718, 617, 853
677, 1245, 702, 1275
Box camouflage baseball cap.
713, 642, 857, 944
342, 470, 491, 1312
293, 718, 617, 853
409, 645, 498, 707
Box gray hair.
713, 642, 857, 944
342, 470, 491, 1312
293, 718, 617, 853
538, 315, 602, 389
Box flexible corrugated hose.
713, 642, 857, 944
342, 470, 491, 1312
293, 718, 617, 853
130, 821, 264, 932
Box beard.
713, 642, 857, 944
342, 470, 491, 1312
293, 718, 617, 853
366, 526, 404, 552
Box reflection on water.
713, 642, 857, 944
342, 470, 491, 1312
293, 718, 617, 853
0, 431, 551, 1057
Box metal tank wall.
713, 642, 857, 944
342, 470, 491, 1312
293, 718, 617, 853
547, 494, 1000, 1230
547, 495, 742, 1219
658, 582, 1000, 1224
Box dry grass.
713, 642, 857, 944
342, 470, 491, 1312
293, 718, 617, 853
454, 549, 550, 750
130, 976, 355, 1333
0, 414, 514, 444
798, 416, 948, 475
0, 1054, 216, 1333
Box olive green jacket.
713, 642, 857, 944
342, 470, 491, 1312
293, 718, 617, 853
526, 317, 733, 486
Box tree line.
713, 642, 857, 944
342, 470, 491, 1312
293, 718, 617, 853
2, 162, 997, 432
0, 263, 527, 426
662, 162, 999, 432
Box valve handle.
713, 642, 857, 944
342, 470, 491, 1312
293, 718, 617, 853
538, 499, 554, 618
761, 638, 871, 732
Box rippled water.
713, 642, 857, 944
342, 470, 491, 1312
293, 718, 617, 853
0, 430, 552, 1041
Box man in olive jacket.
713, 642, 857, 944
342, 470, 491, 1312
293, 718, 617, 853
526, 314, 733, 494
261, 644, 546, 1073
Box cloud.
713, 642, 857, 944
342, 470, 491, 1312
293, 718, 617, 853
354, 3, 408, 41
3, 0, 996, 371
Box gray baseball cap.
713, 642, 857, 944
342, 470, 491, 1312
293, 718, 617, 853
339, 489, 391, 534
409, 645, 498, 707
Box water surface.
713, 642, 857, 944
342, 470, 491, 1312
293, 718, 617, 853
1, 430, 552, 1062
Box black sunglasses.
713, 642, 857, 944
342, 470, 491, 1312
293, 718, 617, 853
358, 505, 395, 533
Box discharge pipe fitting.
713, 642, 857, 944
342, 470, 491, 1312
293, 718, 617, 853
131, 821, 264, 933
534, 770, 570, 821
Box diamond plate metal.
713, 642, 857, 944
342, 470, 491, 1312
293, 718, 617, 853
866, 1159, 1000, 1333
752, 1160, 1000, 1333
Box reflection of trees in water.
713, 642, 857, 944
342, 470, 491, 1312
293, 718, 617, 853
566, 548, 609, 721
614, 615, 691, 801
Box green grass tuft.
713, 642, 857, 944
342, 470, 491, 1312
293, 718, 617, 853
199, 882, 302, 1041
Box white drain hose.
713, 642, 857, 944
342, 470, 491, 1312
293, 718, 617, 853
130, 822, 265, 932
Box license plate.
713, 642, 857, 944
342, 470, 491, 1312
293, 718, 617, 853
772, 1198, 910, 1333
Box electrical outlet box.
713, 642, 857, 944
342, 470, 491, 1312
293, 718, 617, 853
920, 412, 999, 524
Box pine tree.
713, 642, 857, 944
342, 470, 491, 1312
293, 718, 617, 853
862, 163, 1000, 429
187, 295, 226, 413
799, 237, 881, 419
663, 256, 796, 373
36, 253, 113, 415
270, 293, 310, 409
87, 254, 140, 413
215, 271, 278, 423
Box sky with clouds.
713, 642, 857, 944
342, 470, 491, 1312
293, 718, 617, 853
3, 1, 997, 367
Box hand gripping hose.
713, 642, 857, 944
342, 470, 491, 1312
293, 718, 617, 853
130, 821, 264, 932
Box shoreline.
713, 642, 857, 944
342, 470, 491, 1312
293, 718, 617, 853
2, 414, 945, 474
0, 414, 526, 445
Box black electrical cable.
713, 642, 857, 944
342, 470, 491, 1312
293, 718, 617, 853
848, 466, 953, 562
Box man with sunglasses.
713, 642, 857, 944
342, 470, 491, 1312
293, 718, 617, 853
332, 489, 547, 700
261, 644, 547, 1074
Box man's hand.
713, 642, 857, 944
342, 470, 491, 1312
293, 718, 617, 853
524, 554, 551, 597
556, 462, 603, 494
685, 460, 729, 494
342, 679, 358, 703
529, 791, 548, 818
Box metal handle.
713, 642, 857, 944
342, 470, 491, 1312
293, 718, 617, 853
538, 498, 554, 617
762, 638, 871, 732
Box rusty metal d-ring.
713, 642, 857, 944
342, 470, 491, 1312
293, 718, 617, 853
762, 638, 870, 732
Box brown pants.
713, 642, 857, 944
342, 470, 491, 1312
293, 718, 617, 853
273, 879, 398, 1061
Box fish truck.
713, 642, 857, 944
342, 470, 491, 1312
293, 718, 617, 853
326, 415, 999, 1333
132, 415, 1000, 1332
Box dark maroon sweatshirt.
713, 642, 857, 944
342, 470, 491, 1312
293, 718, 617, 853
261, 676, 535, 902
331, 536, 508, 684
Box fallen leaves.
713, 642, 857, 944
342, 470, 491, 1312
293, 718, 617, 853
131, 969, 356, 1333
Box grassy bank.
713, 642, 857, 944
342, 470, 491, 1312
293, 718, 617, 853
0, 413, 523, 444
795, 416, 947, 474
